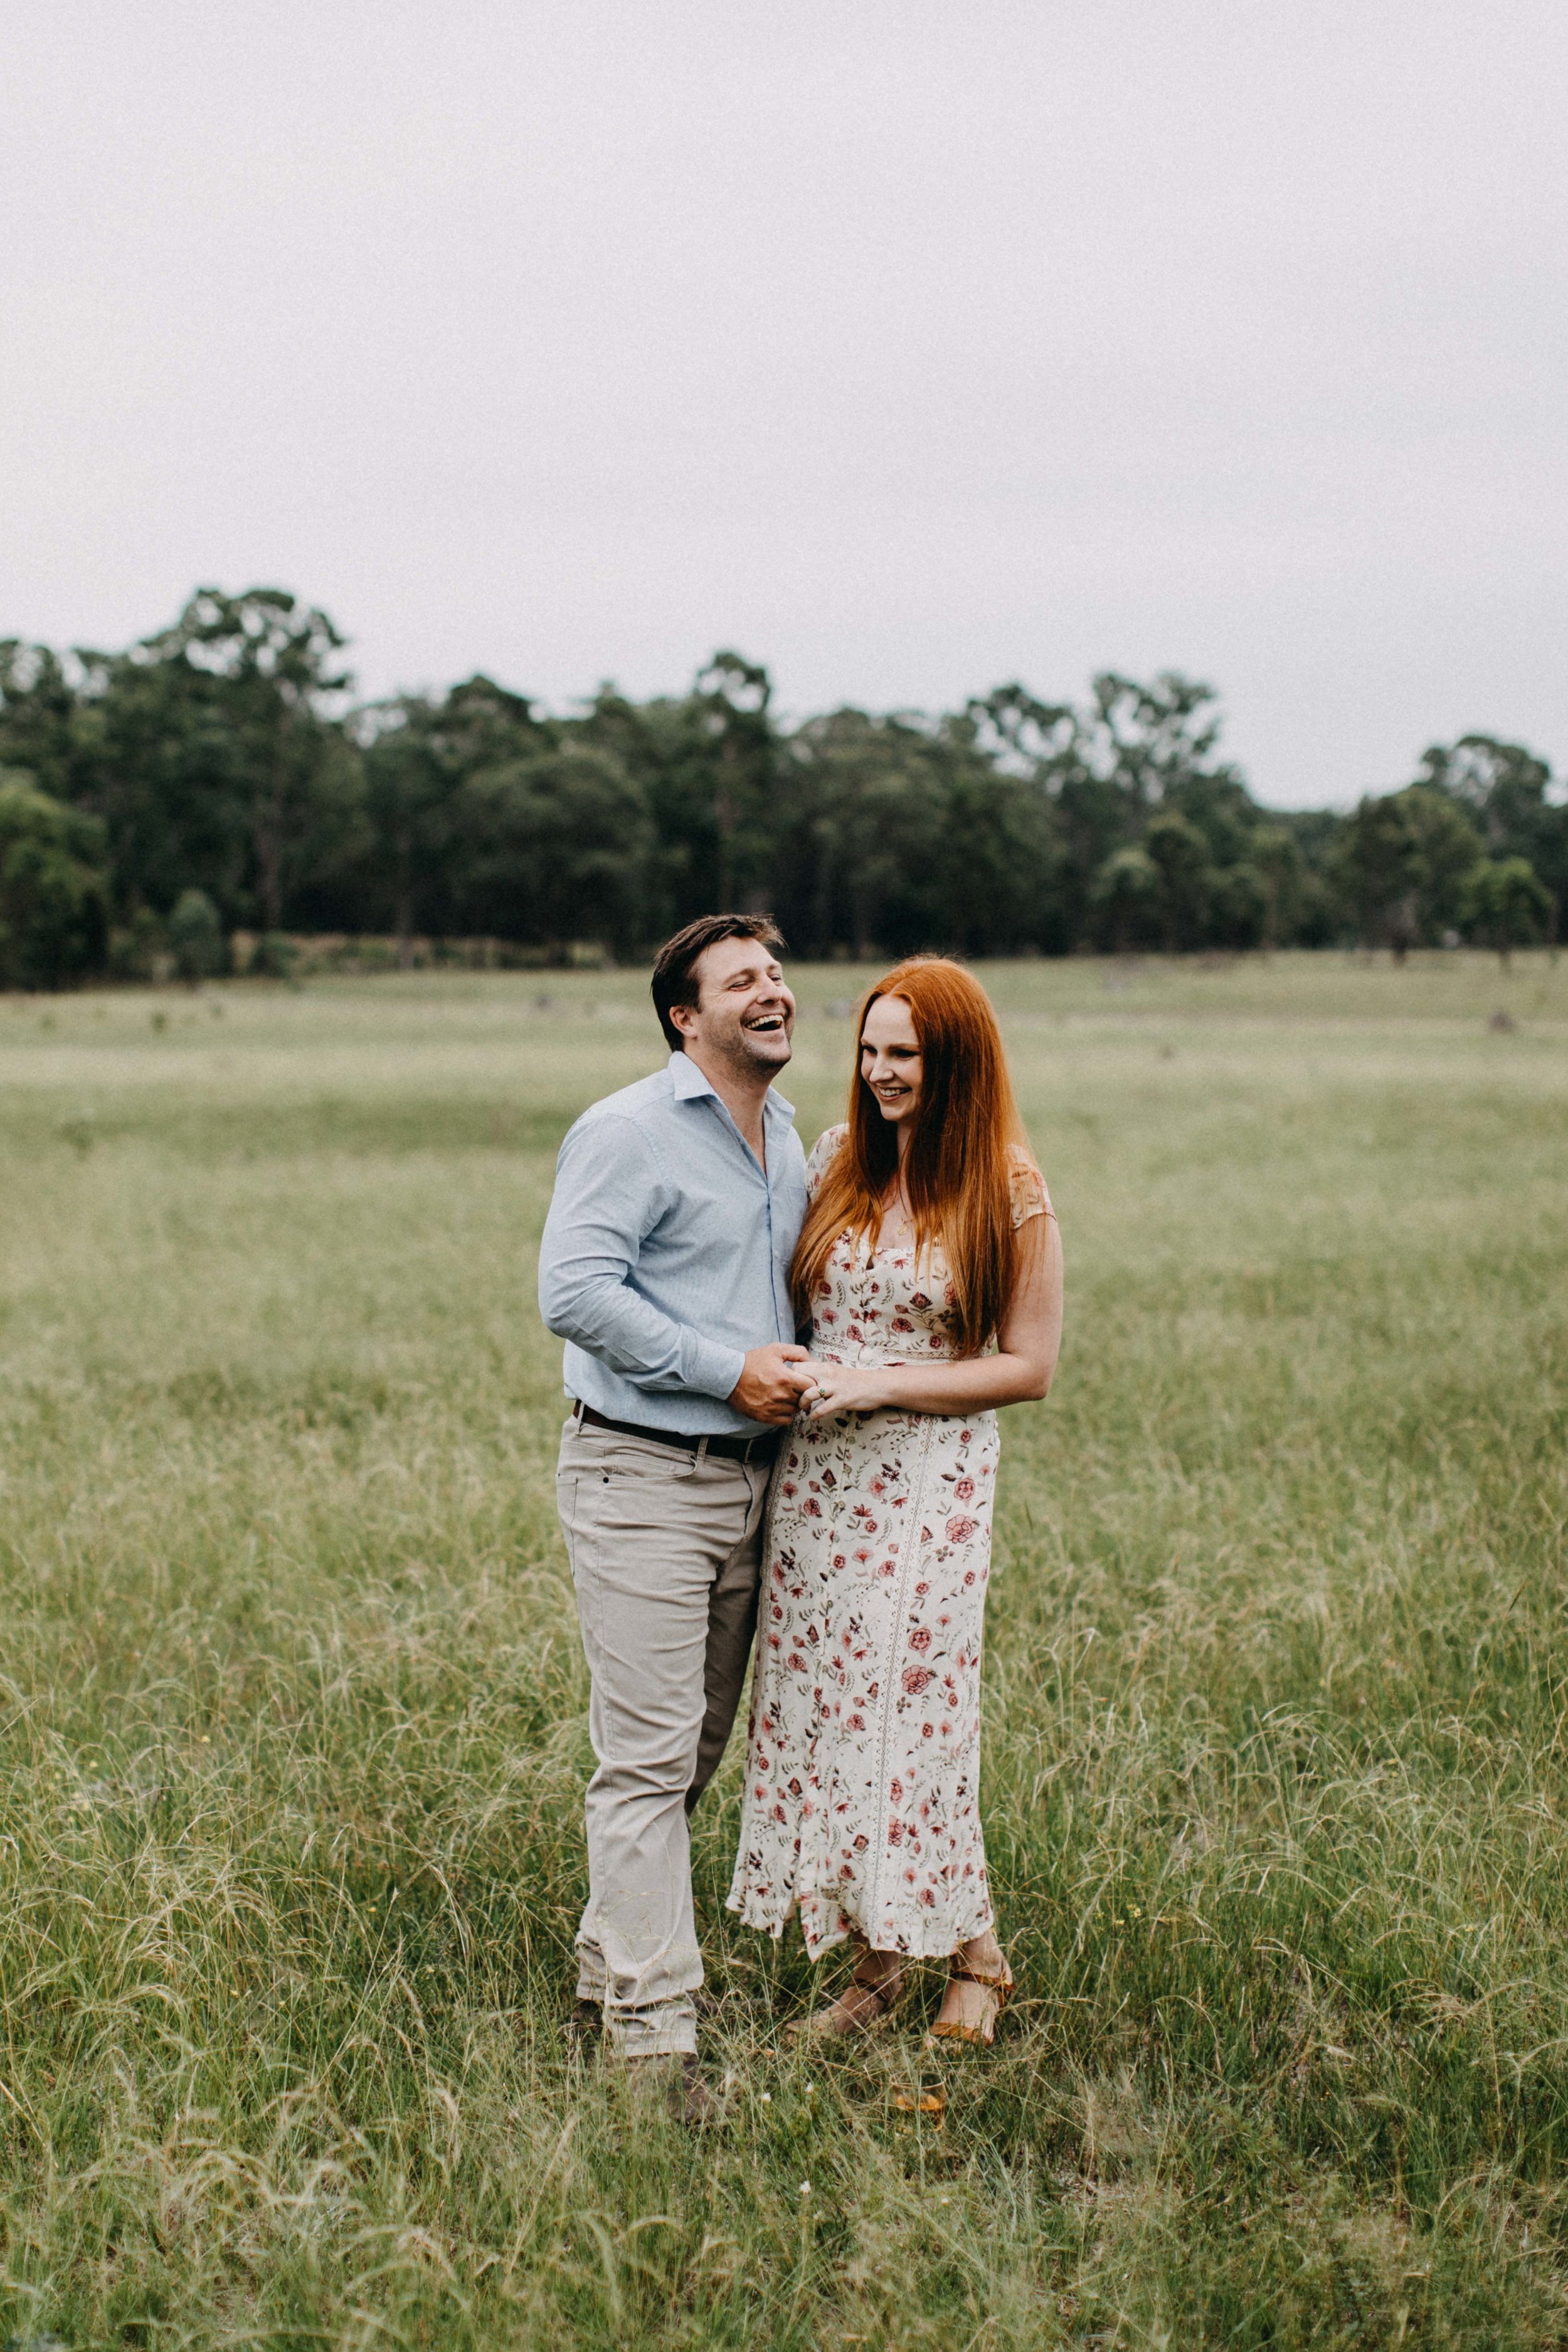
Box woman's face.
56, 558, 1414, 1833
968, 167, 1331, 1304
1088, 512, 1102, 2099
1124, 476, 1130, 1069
859, 993, 923, 1128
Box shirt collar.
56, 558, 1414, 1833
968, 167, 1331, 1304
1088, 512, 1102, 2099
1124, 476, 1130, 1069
667, 1049, 795, 1123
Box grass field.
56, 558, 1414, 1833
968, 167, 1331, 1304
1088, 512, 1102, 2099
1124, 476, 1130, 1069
1, 950, 1566, 2350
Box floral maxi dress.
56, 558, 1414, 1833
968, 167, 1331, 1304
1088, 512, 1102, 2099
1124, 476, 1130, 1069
727, 1128, 1052, 1959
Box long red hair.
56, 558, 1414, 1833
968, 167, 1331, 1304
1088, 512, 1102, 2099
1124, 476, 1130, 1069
790, 957, 1034, 1358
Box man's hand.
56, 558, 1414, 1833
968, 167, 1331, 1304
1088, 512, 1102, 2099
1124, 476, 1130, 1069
729, 1343, 814, 1426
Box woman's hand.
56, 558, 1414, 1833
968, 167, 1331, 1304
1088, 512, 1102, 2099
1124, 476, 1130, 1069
798, 1363, 893, 1418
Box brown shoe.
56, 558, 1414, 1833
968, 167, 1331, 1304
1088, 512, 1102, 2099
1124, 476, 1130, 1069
673, 2055, 724, 2127
608, 2051, 724, 2127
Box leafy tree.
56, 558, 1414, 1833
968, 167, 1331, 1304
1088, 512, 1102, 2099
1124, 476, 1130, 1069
0, 772, 110, 988
1342, 797, 1415, 954
1336, 788, 1481, 958
356, 697, 458, 967
1081, 672, 1235, 807
929, 728, 1064, 956
571, 656, 779, 932
1251, 826, 1305, 950
1417, 735, 1566, 944
697, 653, 777, 912
0, 643, 88, 800
67, 638, 253, 923
1459, 856, 1552, 966
1402, 787, 1485, 941
772, 711, 946, 957
1144, 813, 1215, 951
135, 589, 361, 933
1089, 846, 1161, 953
448, 746, 652, 959
1205, 862, 1269, 950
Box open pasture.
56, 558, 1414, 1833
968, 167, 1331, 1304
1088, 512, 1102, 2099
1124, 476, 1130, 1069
1, 951, 1565, 2349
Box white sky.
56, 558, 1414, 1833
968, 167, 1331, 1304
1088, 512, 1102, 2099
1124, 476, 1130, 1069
3, 3, 1564, 807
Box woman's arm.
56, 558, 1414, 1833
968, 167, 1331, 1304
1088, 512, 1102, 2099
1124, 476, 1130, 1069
802, 1212, 1064, 1420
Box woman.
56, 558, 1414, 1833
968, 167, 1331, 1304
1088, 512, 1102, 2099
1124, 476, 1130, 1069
728, 958, 1063, 2044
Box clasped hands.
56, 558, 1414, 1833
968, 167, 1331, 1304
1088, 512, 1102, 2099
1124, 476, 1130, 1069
729, 1343, 891, 1426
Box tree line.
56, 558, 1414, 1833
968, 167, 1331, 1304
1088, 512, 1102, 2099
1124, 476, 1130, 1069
1, 586, 1562, 987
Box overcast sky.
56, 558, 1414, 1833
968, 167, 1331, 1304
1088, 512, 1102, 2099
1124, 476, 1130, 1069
3, 3, 1564, 807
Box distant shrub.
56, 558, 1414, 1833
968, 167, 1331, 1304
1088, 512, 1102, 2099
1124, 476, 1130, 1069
249, 931, 300, 979
108, 907, 169, 983
167, 888, 226, 983
0, 771, 111, 990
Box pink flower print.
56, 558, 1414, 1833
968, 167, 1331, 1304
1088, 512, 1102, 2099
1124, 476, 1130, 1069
945, 1515, 978, 1544
914, 1581, 930, 1597
847, 1712, 865, 1732
803, 1498, 822, 1518
921, 1722, 935, 1739
959, 1428, 973, 1443
820, 1468, 837, 1488
953, 1476, 975, 1503
908, 1626, 932, 1655
901, 1665, 934, 1695
909, 1291, 931, 1310
787, 1652, 807, 1672
919, 1886, 936, 1907
887, 1820, 904, 1846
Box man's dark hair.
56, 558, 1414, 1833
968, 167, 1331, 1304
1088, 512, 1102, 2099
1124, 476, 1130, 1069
650, 913, 785, 1051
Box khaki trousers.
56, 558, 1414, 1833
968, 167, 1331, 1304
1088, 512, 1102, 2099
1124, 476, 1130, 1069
554, 1414, 772, 2057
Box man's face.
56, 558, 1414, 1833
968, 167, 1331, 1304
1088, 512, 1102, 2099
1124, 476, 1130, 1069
675, 935, 795, 1074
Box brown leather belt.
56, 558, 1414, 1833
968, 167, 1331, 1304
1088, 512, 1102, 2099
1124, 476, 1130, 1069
573, 1400, 779, 1465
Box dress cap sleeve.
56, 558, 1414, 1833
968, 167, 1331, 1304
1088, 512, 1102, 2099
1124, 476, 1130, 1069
804, 1122, 850, 1200
1008, 1150, 1052, 1229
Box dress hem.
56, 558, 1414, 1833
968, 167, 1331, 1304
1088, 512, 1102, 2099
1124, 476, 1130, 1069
726, 1885, 995, 1963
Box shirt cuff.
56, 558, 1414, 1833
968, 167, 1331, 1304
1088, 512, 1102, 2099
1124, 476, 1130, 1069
686, 1336, 748, 1403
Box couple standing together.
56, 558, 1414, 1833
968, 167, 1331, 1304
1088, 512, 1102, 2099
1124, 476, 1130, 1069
538, 914, 1064, 2107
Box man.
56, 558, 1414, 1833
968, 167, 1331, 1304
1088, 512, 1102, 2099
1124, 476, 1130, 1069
538, 913, 813, 2111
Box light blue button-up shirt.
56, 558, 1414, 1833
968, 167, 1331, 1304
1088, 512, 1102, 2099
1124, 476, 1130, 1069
538, 1050, 809, 1436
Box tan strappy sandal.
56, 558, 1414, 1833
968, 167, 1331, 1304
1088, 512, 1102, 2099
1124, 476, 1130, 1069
924, 1954, 1014, 2048
788, 1952, 907, 2042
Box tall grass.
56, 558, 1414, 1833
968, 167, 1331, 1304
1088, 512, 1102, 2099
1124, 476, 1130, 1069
0, 952, 1564, 2348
